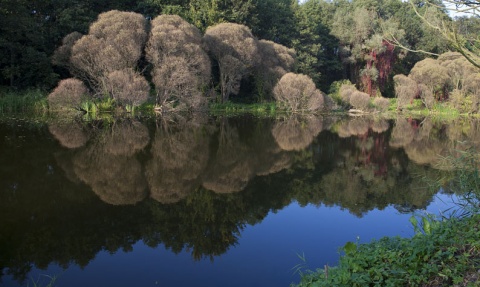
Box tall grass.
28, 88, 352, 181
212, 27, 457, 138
209, 101, 277, 116
0, 88, 48, 114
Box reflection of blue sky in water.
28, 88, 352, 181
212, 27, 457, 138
6, 193, 458, 287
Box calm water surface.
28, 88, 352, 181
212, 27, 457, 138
1, 115, 477, 287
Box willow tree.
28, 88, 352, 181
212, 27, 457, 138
52, 32, 83, 70
255, 40, 296, 101
273, 73, 324, 112
105, 69, 150, 108
393, 74, 418, 110
146, 14, 211, 111
204, 23, 260, 102
70, 10, 148, 94
48, 78, 89, 111
409, 58, 450, 102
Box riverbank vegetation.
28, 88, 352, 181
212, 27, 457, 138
294, 148, 480, 286
1, 0, 479, 117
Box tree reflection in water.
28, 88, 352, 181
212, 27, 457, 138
2, 116, 479, 284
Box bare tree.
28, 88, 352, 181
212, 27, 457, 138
70, 10, 147, 93
273, 73, 324, 112
256, 40, 296, 100
146, 15, 211, 111
349, 91, 371, 111
52, 32, 83, 68
438, 51, 477, 90
204, 23, 260, 102
393, 74, 419, 110
373, 97, 390, 112
408, 0, 480, 69
105, 69, 150, 107
48, 78, 89, 111
409, 58, 451, 101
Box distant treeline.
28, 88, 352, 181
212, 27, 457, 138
1, 0, 479, 98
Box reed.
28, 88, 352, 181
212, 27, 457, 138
0, 88, 48, 114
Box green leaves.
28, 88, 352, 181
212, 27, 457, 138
342, 241, 357, 256
296, 215, 480, 287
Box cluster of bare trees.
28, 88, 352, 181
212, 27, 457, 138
394, 52, 480, 112
50, 10, 149, 110
49, 10, 331, 113
337, 82, 390, 113
146, 15, 211, 111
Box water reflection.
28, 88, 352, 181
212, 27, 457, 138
271, 115, 323, 151
2, 115, 479, 284
147, 117, 211, 203
71, 120, 149, 205
390, 117, 480, 170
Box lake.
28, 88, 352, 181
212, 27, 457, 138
1, 114, 475, 287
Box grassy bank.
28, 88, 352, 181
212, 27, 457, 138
209, 101, 277, 116
0, 88, 48, 114
295, 150, 480, 287
296, 215, 480, 286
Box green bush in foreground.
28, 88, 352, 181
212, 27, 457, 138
296, 215, 480, 287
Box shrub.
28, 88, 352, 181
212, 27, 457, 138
393, 74, 418, 110
52, 32, 83, 68
255, 40, 296, 100
409, 58, 450, 100
204, 23, 260, 101
48, 78, 88, 110
449, 89, 468, 113
146, 15, 210, 111
438, 52, 477, 90
349, 90, 370, 111
70, 10, 147, 91
273, 73, 324, 112
152, 56, 208, 111
373, 97, 390, 112
338, 83, 357, 106
418, 84, 435, 110
105, 69, 149, 107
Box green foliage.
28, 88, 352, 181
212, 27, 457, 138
292, 0, 342, 89
80, 100, 97, 114
328, 80, 353, 105
296, 215, 480, 287
0, 89, 48, 114
209, 101, 277, 116
296, 145, 480, 287
96, 97, 115, 112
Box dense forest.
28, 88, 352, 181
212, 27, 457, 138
1, 0, 479, 112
